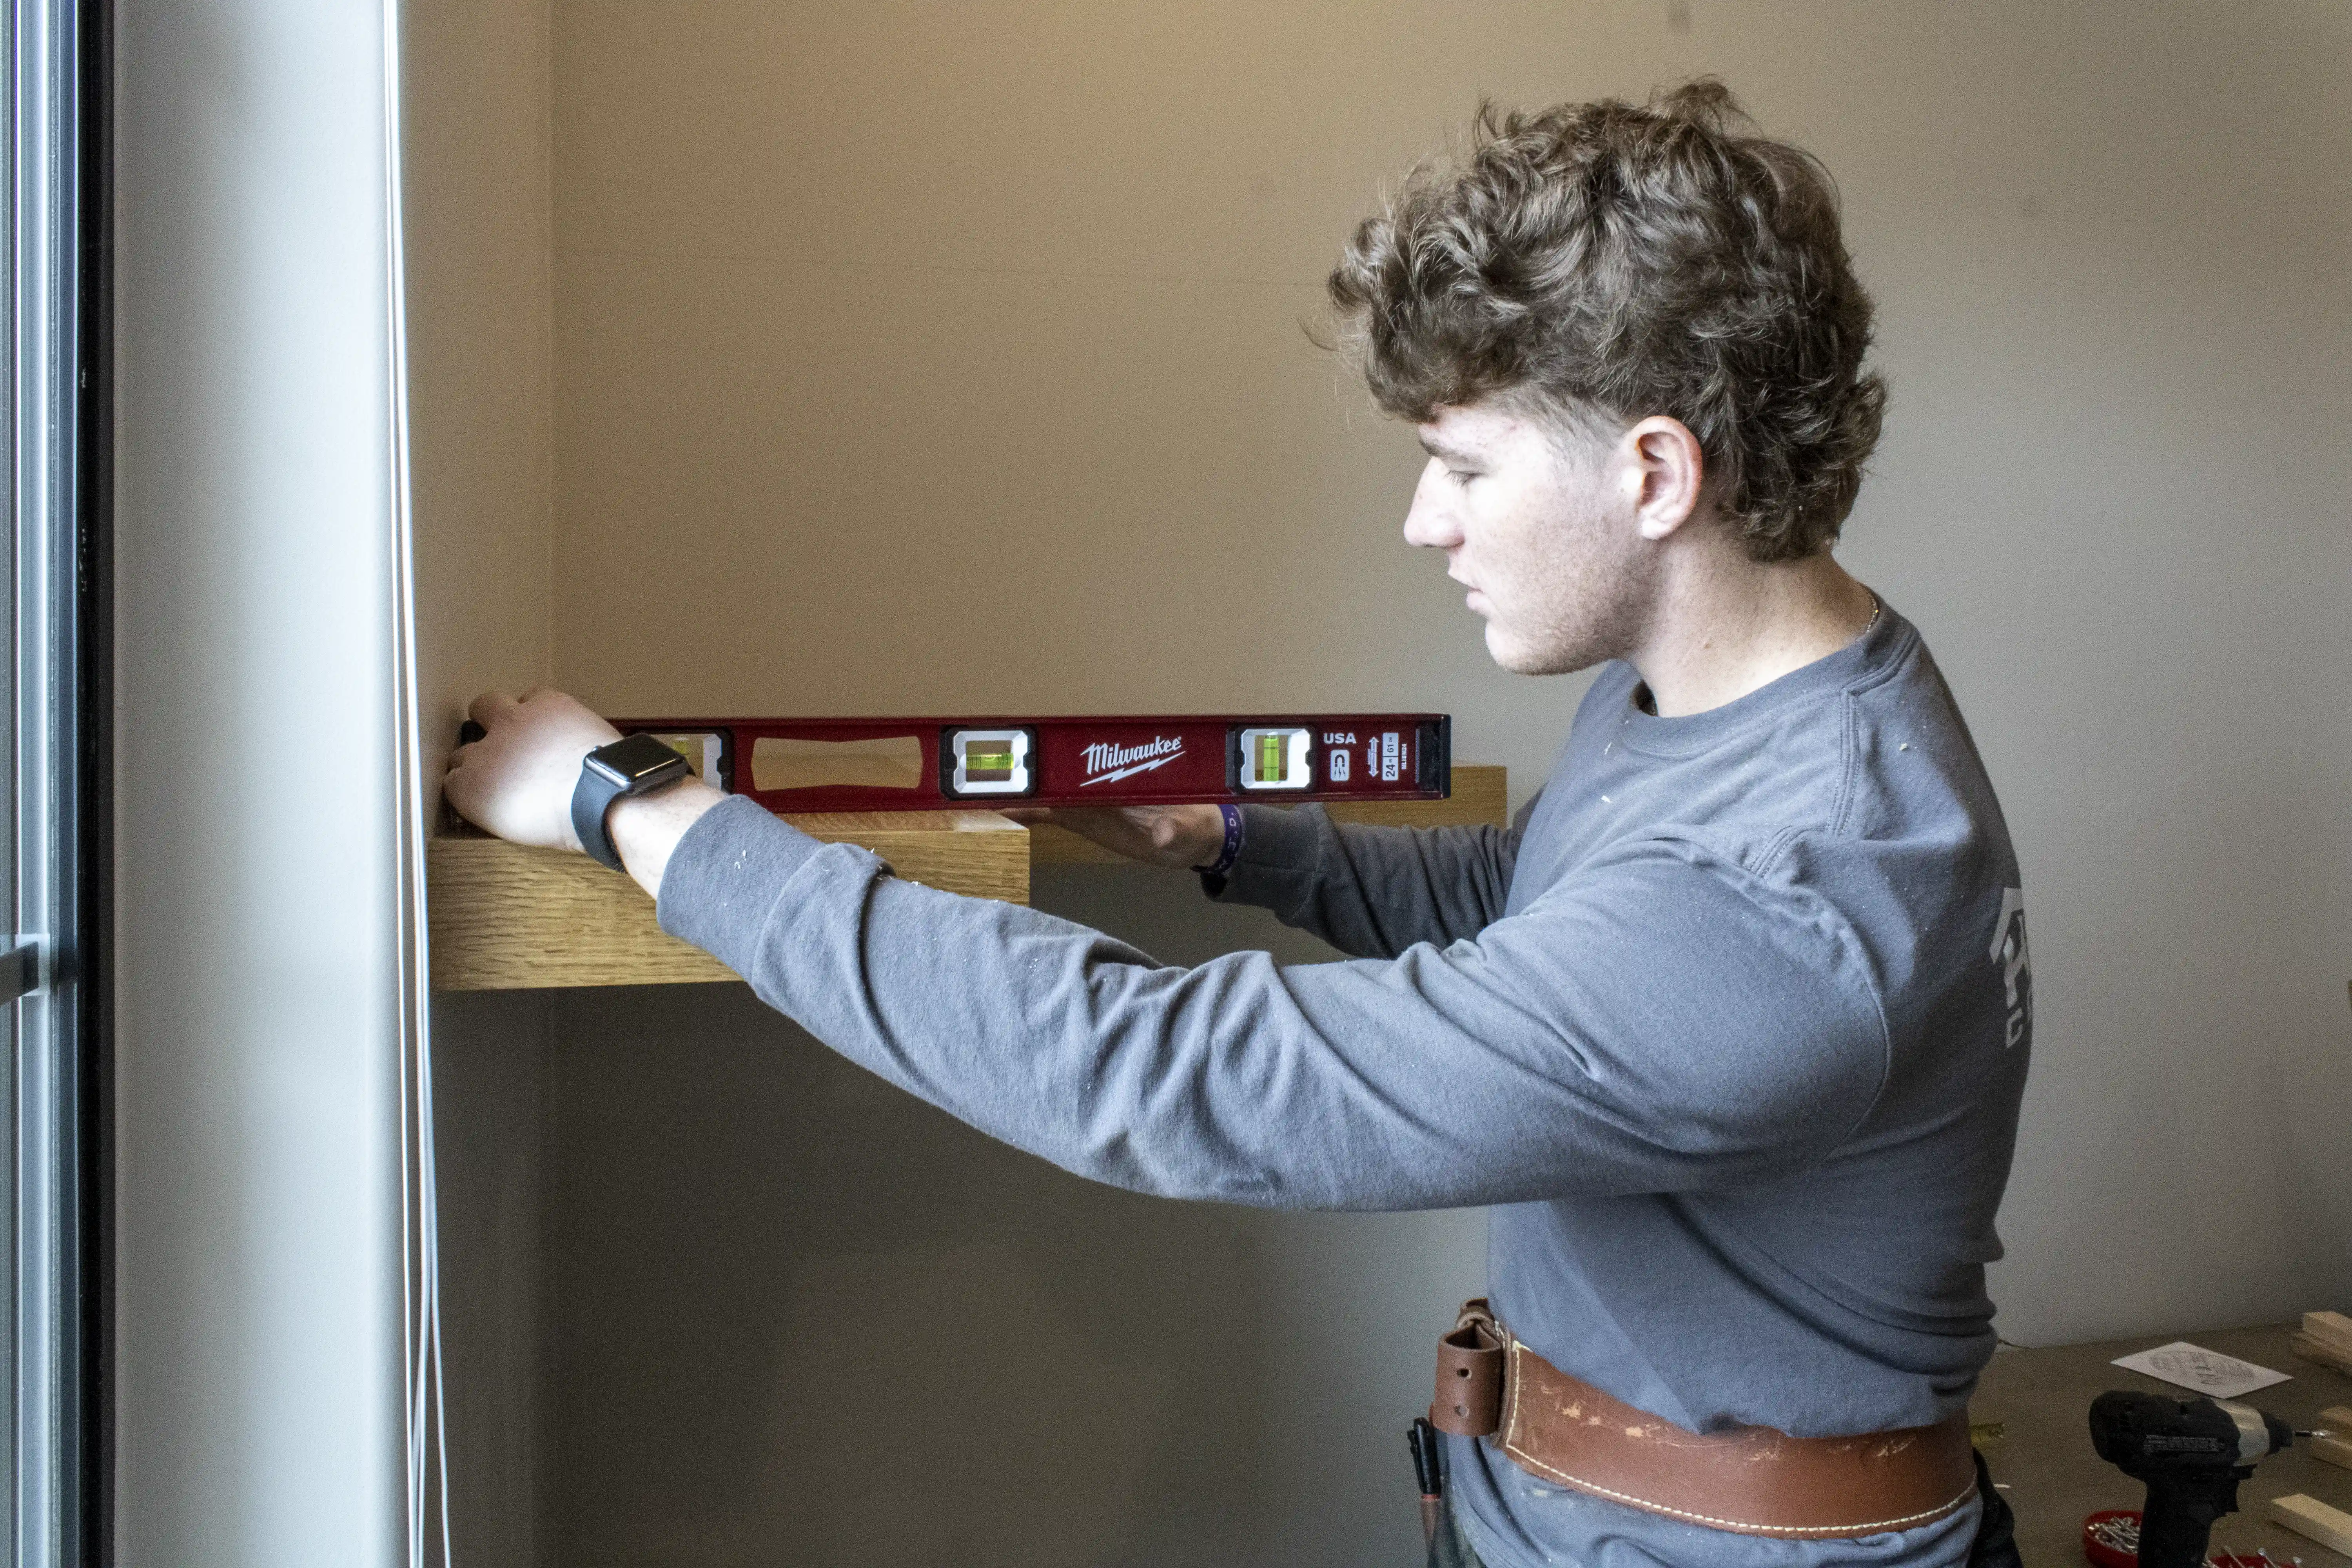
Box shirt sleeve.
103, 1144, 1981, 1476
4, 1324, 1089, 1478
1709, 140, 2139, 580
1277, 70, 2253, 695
657, 796, 1891, 1212
1212, 800, 1523, 957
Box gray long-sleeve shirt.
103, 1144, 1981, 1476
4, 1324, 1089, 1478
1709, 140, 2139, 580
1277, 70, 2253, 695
658, 604, 2030, 1567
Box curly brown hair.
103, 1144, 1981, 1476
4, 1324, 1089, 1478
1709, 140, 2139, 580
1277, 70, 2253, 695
1327, 80, 1885, 562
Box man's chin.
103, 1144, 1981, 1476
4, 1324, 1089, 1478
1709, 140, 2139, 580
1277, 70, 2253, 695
1485, 625, 1598, 677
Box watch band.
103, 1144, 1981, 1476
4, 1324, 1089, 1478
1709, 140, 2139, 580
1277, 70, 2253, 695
571, 765, 632, 872
1193, 802, 1246, 897
571, 736, 694, 871
1193, 803, 1245, 877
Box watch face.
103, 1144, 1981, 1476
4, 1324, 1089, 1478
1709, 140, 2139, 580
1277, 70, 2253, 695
592, 732, 695, 787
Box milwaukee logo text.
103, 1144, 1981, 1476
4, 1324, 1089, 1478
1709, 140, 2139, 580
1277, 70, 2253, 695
1080, 735, 1184, 786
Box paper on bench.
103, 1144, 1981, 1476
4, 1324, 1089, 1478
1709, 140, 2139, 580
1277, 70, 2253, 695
2109, 1341, 2290, 1399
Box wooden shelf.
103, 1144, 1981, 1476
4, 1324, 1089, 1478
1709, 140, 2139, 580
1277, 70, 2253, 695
429, 766, 1507, 991
429, 811, 1030, 991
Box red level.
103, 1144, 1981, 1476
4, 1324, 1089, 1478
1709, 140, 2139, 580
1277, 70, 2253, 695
608, 714, 1451, 813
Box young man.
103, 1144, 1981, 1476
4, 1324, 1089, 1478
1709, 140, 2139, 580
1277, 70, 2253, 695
447, 82, 2030, 1568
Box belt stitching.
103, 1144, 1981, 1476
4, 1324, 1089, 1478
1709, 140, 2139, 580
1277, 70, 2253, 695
1496, 1441, 1978, 1537
1497, 1343, 1976, 1538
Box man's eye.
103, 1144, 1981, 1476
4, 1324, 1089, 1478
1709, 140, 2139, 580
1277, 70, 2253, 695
1448, 469, 1477, 488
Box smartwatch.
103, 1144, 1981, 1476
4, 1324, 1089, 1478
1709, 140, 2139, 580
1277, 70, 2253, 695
572, 733, 695, 871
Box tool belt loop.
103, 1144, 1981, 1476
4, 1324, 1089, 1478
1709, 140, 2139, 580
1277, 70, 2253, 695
1429, 1297, 1505, 1437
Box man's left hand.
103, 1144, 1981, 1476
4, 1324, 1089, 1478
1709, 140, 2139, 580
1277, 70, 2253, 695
443, 688, 623, 852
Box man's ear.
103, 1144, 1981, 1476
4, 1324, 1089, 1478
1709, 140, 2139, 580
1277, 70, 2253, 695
1622, 416, 1707, 541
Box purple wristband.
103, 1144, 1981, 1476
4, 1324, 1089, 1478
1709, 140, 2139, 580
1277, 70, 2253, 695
1194, 802, 1244, 877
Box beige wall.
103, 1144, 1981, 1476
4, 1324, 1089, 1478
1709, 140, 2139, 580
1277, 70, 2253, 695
410, 2, 2352, 1564
407, 0, 554, 743
545, 0, 2352, 1313
404, 0, 556, 1563
539, 895, 1484, 1568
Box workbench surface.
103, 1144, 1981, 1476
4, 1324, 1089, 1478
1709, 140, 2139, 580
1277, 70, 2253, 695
1973, 1322, 2352, 1565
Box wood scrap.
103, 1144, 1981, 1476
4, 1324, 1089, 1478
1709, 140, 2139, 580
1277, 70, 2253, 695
2309, 1311, 2352, 1355
2314, 1406, 2352, 1472
2296, 1332, 2352, 1374
2269, 1493, 2352, 1556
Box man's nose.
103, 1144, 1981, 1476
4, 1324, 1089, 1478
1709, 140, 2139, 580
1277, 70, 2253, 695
1403, 459, 1460, 550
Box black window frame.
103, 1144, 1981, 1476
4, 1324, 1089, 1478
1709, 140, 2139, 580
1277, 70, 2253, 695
74, 0, 113, 1557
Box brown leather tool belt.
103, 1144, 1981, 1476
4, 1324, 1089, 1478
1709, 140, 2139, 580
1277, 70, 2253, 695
1430, 1299, 1978, 1540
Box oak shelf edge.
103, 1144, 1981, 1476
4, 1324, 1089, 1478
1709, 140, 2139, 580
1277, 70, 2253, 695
428, 810, 1031, 992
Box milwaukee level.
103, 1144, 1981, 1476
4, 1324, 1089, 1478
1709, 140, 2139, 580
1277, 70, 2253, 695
606, 714, 1452, 813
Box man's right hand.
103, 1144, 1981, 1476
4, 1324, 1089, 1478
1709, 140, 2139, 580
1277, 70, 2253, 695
1000, 804, 1227, 869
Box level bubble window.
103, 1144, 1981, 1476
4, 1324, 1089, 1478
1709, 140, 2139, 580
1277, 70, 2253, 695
946, 728, 1034, 796
1237, 728, 1312, 790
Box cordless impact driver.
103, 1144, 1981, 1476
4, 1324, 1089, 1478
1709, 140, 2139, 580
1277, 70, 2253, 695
2088, 1389, 2295, 1567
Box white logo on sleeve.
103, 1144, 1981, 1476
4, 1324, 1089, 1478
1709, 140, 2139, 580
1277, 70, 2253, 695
1989, 887, 2031, 1048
